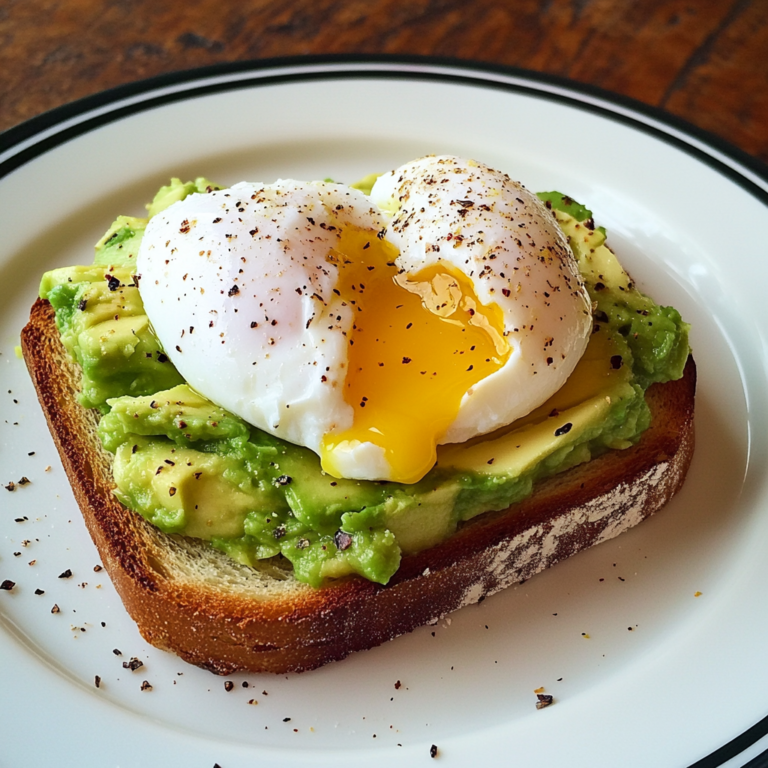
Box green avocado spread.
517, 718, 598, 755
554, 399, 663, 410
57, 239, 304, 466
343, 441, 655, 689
39, 179, 690, 587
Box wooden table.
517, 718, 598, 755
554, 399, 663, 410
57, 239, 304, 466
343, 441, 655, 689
2, 0, 767, 164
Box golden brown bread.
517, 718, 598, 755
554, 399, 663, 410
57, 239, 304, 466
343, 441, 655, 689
22, 297, 696, 674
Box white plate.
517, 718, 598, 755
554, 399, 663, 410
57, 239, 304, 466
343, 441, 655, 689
2, 58, 767, 768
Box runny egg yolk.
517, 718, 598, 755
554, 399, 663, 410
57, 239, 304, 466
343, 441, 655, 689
320, 227, 511, 484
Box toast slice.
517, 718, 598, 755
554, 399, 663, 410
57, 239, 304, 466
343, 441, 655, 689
22, 297, 696, 674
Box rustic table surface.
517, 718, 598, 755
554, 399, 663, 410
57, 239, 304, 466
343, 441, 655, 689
2, 0, 767, 164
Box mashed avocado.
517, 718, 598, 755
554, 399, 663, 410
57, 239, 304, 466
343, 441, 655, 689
39, 180, 689, 587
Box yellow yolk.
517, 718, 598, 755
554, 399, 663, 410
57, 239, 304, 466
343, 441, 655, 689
320, 228, 510, 484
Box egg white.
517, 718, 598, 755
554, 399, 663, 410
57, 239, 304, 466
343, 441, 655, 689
137, 180, 382, 456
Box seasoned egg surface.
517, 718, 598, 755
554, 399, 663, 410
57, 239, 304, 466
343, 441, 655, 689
137, 180, 379, 466
371, 156, 592, 444
137, 160, 591, 484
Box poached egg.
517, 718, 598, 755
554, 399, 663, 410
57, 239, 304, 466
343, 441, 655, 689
137, 156, 592, 484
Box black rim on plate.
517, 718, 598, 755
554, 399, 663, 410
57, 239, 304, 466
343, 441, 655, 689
2, 53, 768, 202
3, 54, 768, 768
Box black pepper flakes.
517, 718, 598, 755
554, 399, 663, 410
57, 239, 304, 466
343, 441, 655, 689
0, 580, 15, 591
94, 675, 101, 688
554, 423, 572, 437
58, 569, 72, 579
105, 274, 121, 291
140, 680, 153, 691
334, 530, 353, 551
51, 604, 60, 614
430, 744, 438, 758
273, 475, 292, 486
228, 284, 240, 297
122, 657, 144, 671
224, 680, 234, 692
610, 355, 623, 370
34, 588, 44, 595
536, 693, 554, 710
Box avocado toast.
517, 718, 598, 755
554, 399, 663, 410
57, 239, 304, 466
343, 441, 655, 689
22, 173, 694, 673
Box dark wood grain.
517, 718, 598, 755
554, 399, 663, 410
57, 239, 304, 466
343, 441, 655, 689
1, 0, 767, 163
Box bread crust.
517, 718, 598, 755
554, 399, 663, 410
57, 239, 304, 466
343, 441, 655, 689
22, 297, 696, 674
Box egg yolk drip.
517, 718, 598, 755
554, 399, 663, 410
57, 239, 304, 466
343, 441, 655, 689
320, 228, 510, 484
